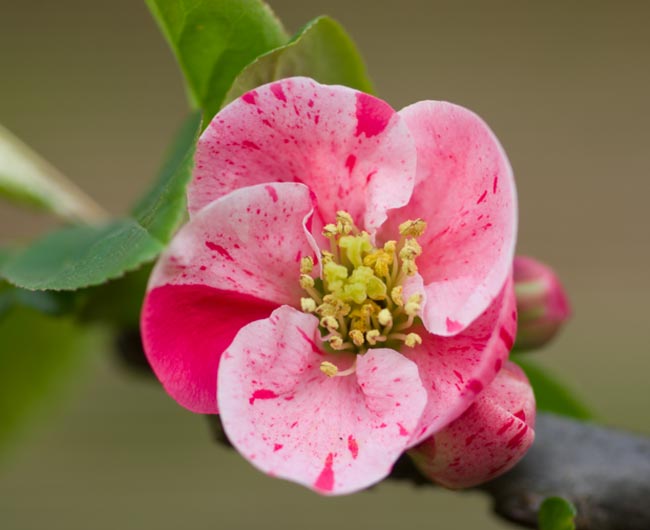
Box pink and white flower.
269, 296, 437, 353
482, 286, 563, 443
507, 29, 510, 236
141, 77, 529, 495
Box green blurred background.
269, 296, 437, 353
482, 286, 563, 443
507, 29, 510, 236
1, 1, 648, 528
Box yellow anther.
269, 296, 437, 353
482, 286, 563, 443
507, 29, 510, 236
321, 250, 335, 265
323, 224, 338, 238
399, 238, 423, 261
378, 308, 393, 327
399, 219, 427, 237
366, 329, 382, 345
349, 329, 365, 346
329, 336, 345, 350
300, 256, 314, 274
336, 211, 355, 234
301, 298, 317, 313
300, 274, 315, 289
404, 333, 423, 348
383, 240, 397, 254
405, 293, 423, 316
320, 316, 339, 331
391, 285, 404, 306
320, 361, 339, 377
401, 259, 418, 276
363, 248, 393, 278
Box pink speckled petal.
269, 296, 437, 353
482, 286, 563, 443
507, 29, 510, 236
190, 77, 416, 233
218, 306, 427, 495
148, 182, 316, 305
141, 182, 315, 414
383, 101, 517, 336
404, 276, 517, 446
409, 361, 535, 488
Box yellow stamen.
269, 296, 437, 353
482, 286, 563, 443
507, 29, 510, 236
320, 361, 339, 377
301, 298, 317, 313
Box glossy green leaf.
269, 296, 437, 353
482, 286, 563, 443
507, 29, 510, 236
538, 497, 577, 530
513, 357, 592, 420
1, 220, 163, 291
0, 307, 100, 454
147, 0, 288, 122
131, 111, 202, 242
0, 124, 106, 222
224, 16, 374, 105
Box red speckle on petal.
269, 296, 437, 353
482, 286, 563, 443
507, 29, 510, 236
493, 176, 499, 194
242, 90, 258, 105
499, 326, 514, 350
294, 250, 302, 262
347, 435, 359, 459
269, 82, 287, 102
514, 409, 526, 422
314, 453, 335, 492
494, 358, 503, 372
365, 170, 378, 184
355, 93, 392, 138
477, 190, 488, 204
507, 425, 529, 449
273, 443, 283, 452
265, 185, 278, 202
397, 423, 409, 437
497, 418, 515, 435
466, 379, 483, 394
345, 154, 357, 174
453, 370, 464, 383
297, 328, 323, 356
249, 389, 278, 405
242, 140, 260, 150
205, 241, 234, 261
446, 318, 463, 333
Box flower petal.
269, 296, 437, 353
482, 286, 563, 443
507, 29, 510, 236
409, 361, 535, 488
190, 77, 417, 233
148, 182, 316, 305
141, 286, 276, 414
404, 276, 517, 446
218, 306, 428, 495
383, 101, 517, 336
141, 182, 315, 413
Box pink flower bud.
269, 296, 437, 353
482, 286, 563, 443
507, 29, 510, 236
409, 362, 536, 489
513, 256, 571, 350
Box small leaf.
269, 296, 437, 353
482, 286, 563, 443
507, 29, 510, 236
224, 16, 374, 105
1, 219, 163, 291
146, 0, 288, 122
0, 307, 101, 455
131, 111, 202, 242
538, 497, 577, 530
0, 124, 106, 222
513, 357, 592, 420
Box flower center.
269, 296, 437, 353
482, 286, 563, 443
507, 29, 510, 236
299, 211, 427, 372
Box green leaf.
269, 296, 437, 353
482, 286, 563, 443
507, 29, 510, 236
146, 0, 288, 122
131, 111, 202, 242
224, 16, 374, 105
1, 219, 163, 291
513, 357, 593, 420
538, 497, 577, 530
0, 307, 100, 455
0, 123, 106, 222
1, 112, 200, 292
0, 282, 77, 321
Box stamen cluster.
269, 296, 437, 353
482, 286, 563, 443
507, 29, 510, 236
300, 211, 427, 361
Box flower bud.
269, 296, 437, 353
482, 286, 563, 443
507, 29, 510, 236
409, 362, 536, 489
513, 256, 571, 351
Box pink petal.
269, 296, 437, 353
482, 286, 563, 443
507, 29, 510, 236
382, 101, 517, 336
148, 182, 315, 306
141, 182, 315, 413
404, 276, 517, 446
218, 306, 427, 495
409, 361, 535, 488
141, 286, 275, 414
190, 77, 417, 233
